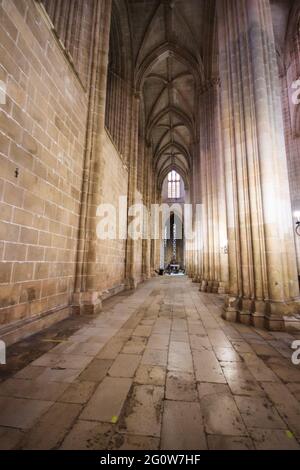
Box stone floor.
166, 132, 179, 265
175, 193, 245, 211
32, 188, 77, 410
0, 276, 300, 450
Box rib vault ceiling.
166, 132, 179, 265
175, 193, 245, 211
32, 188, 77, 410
128, 0, 216, 188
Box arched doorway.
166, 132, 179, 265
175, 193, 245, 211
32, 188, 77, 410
160, 171, 186, 275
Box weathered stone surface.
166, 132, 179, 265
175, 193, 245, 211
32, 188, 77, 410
168, 342, 193, 373
193, 350, 226, 384
20, 403, 81, 450
0, 397, 53, 429
78, 359, 113, 383
80, 377, 132, 423
161, 400, 207, 450
61, 421, 113, 450
59, 382, 96, 405
166, 371, 198, 402
134, 365, 166, 386
147, 334, 169, 350
122, 337, 147, 355
0, 378, 68, 401
248, 428, 300, 450
201, 393, 247, 436
1, 275, 300, 451
109, 434, 159, 450
207, 435, 254, 450
108, 354, 140, 378
0, 426, 23, 450
235, 396, 286, 430
141, 349, 168, 367
119, 385, 164, 438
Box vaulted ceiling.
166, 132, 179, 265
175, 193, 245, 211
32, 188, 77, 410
128, 0, 216, 188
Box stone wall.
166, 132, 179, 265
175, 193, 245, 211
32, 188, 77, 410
93, 132, 128, 293
0, 0, 89, 330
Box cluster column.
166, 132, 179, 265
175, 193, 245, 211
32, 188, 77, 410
199, 80, 229, 294
218, 0, 300, 329
125, 92, 141, 289
73, 0, 112, 314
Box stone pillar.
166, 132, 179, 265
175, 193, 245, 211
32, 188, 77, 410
218, 0, 300, 330
199, 80, 227, 294
141, 143, 152, 280
125, 92, 141, 289
73, 0, 112, 314
191, 139, 202, 283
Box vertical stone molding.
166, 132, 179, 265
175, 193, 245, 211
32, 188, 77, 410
199, 80, 228, 294
281, 2, 300, 281
217, 0, 300, 330
73, 0, 112, 314
125, 92, 141, 289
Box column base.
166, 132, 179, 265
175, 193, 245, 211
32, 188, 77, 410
218, 282, 228, 294
283, 315, 300, 333
206, 281, 214, 293
200, 280, 220, 293
222, 296, 240, 323
212, 281, 220, 293
200, 280, 208, 292
264, 299, 300, 331
72, 291, 102, 315
222, 296, 300, 331
251, 300, 266, 329
237, 298, 253, 326
125, 277, 139, 290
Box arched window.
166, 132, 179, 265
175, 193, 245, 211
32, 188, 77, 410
168, 171, 181, 199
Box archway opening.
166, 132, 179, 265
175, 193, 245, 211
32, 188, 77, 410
160, 171, 186, 275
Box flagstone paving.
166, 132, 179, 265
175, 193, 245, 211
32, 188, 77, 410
0, 276, 300, 450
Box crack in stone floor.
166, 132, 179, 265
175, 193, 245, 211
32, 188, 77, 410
0, 276, 300, 450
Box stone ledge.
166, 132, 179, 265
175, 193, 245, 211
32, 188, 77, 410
284, 315, 300, 333
0, 305, 71, 347
100, 284, 125, 301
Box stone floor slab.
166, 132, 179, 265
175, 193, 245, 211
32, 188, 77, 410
58, 381, 96, 404
161, 400, 207, 450
134, 365, 166, 386
193, 350, 226, 384
61, 421, 113, 450
108, 354, 140, 378
147, 335, 169, 350
249, 428, 300, 450
119, 385, 164, 438
109, 433, 159, 450
0, 397, 53, 430
78, 359, 113, 383
201, 393, 247, 436
166, 371, 198, 402
0, 378, 68, 401
20, 402, 81, 449
207, 435, 254, 450
0, 426, 24, 450
141, 349, 168, 367
80, 377, 132, 423
234, 396, 286, 430
213, 347, 242, 363
261, 382, 300, 437
168, 342, 193, 373
122, 337, 147, 355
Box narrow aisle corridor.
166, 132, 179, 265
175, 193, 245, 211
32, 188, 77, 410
0, 277, 300, 450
